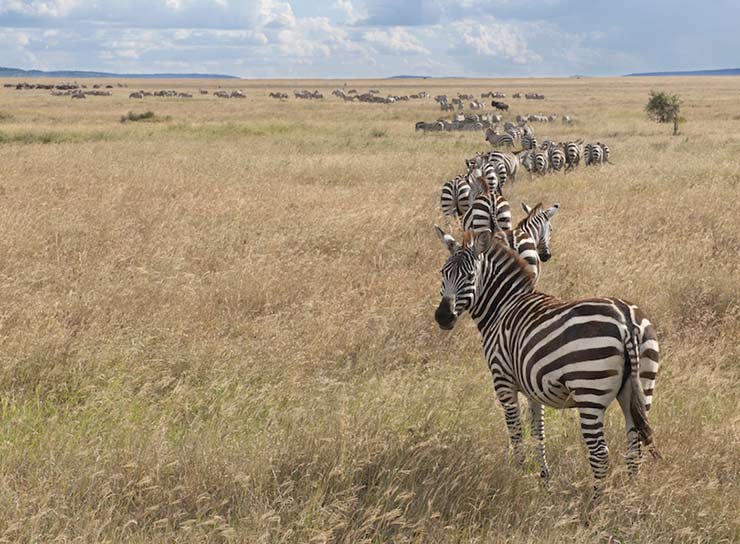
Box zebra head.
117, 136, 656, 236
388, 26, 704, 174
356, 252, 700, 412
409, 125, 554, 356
434, 226, 490, 330
520, 202, 560, 262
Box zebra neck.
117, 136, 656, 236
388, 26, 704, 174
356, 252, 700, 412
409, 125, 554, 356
522, 219, 540, 244
470, 246, 535, 329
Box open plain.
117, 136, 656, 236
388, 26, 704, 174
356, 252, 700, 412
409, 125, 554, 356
1, 76, 739, 543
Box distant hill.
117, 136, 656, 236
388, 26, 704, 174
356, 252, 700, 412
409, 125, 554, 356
625, 68, 740, 77
0, 66, 239, 79
388, 75, 431, 79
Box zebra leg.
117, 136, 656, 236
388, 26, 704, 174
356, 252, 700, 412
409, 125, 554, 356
529, 401, 550, 479
493, 377, 524, 466
577, 406, 609, 492
502, 400, 525, 466
617, 385, 642, 475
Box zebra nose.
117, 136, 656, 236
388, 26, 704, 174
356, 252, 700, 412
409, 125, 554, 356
435, 298, 457, 330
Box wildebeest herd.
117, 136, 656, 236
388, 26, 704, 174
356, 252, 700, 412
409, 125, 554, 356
434, 122, 658, 500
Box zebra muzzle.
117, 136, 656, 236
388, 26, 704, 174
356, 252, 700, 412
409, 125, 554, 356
435, 298, 457, 330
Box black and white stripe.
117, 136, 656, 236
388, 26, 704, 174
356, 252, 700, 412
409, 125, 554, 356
483, 151, 520, 191
585, 143, 604, 165
547, 145, 566, 172
532, 150, 549, 175
433, 229, 661, 488
564, 140, 583, 170
440, 175, 471, 218
504, 202, 559, 284
485, 129, 516, 148
462, 177, 512, 232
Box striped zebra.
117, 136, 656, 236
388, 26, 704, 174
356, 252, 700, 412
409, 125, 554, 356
519, 150, 535, 175
547, 144, 566, 172
462, 176, 512, 232
521, 132, 538, 150
503, 202, 559, 284
564, 140, 583, 171
433, 228, 661, 490
532, 149, 549, 175
465, 155, 501, 195
485, 128, 516, 148
600, 142, 611, 163
585, 143, 604, 165
440, 175, 471, 218
484, 151, 520, 191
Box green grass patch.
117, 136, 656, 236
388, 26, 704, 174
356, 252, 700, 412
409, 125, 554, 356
0, 130, 119, 145
120, 110, 169, 123
165, 120, 304, 139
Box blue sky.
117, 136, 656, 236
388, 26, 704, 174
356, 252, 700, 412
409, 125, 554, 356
0, 0, 737, 77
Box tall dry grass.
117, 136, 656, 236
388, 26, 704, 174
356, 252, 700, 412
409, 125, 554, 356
0, 76, 739, 543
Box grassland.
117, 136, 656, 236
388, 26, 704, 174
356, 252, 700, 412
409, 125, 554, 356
0, 76, 739, 543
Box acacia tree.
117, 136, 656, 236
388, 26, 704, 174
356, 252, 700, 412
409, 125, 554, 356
646, 90, 682, 135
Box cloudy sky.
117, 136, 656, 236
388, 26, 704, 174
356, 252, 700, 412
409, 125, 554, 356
0, 0, 737, 77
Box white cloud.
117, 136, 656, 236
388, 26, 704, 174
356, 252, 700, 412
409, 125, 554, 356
363, 27, 429, 54
334, 0, 364, 24
448, 16, 539, 64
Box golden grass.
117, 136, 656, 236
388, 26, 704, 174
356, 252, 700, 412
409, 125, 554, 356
0, 76, 739, 543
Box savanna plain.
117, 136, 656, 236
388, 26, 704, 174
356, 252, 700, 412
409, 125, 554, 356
1, 76, 739, 543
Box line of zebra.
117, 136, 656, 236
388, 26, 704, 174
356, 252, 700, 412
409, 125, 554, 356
518, 140, 611, 176
435, 141, 660, 498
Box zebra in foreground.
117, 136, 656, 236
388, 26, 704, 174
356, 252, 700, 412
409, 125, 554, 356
433, 229, 660, 492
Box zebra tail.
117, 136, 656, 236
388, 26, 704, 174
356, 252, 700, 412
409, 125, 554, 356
626, 318, 661, 458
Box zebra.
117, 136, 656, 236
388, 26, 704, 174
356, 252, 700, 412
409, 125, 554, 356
564, 140, 583, 171
585, 143, 603, 165
485, 128, 515, 148
519, 150, 535, 174
433, 228, 661, 492
505, 202, 559, 283
532, 149, 549, 175
547, 144, 566, 173
521, 132, 538, 150
462, 176, 511, 233
440, 175, 471, 218
600, 142, 611, 163
484, 151, 521, 191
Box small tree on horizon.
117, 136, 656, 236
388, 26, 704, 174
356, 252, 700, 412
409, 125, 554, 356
646, 90, 682, 135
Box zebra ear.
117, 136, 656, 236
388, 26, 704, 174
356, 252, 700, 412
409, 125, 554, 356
473, 231, 491, 256
521, 202, 532, 214
435, 225, 458, 255
546, 203, 560, 219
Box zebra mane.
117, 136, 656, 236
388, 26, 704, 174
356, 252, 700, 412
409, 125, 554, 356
479, 233, 537, 288
516, 202, 544, 230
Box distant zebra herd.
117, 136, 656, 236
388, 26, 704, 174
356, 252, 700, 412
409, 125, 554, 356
434, 132, 660, 499
129, 90, 194, 99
